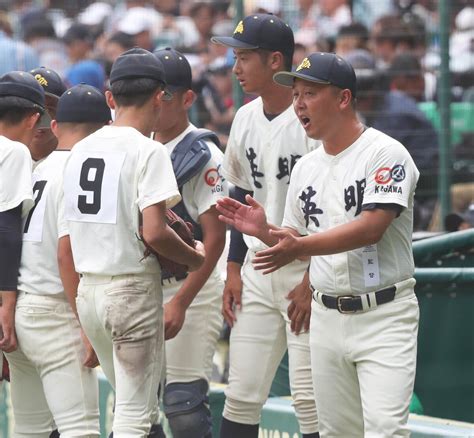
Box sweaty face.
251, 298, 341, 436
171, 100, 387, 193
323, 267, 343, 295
292, 79, 341, 140
232, 49, 273, 95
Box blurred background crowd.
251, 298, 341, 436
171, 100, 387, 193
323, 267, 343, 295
0, 0, 472, 232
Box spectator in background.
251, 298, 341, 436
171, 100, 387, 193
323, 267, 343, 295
347, 49, 439, 229
188, 2, 217, 53
314, 0, 352, 40
293, 0, 318, 48
0, 11, 39, 75
116, 6, 160, 51
63, 23, 105, 90
102, 32, 135, 80
23, 18, 69, 78
335, 22, 369, 56
445, 204, 474, 232
388, 53, 426, 102
370, 14, 420, 68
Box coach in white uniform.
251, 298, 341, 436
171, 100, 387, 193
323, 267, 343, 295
212, 14, 319, 438
6, 84, 112, 437
62, 48, 205, 437
152, 48, 227, 438
218, 53, 420, 437
0, 72, 44, 388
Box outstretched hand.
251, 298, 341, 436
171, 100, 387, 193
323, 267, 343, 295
253, 228, 301, 274
216, 195, 267, 238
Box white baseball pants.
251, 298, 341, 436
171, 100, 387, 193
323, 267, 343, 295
223, 253, 318, 434
6, 291, 99, 437
76, 273, 163, 437
310, 280, 419, 437
163, 269, 223, 384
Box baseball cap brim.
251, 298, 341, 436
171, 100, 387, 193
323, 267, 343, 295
273, 71, 331, 87
210, 35, 258, 50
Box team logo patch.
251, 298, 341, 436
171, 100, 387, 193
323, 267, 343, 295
390, 164, 406, 182
204, 168, 220, 186
374, 167, 392, 184
234, 20, 244, 35
34, 74, 48, 87
296, 58, 311, 72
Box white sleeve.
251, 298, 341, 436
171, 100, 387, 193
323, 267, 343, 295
221, 121, 253, 191
363, 142, 420, 209
0, 143, 33, 215
281, 160, 308, 236
137, 141, 181, 211
189, 148, 228, 217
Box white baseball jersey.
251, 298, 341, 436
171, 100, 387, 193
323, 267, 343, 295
0, 136, 33, 216
18, 150, 70, 295
221, 97, 319, 252
282, 127, 420, 295
63, 125, 181, 276
164, 124, 227, 222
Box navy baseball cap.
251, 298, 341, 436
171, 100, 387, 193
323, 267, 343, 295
30, 67, 67, 98
56, 84, 111, 123
273, 52, 357, 97
211, 13, 294, 59
110, 47, 167, 86
0, 70, 45, 107
153, 48, 192, 92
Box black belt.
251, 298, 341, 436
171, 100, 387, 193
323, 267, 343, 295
316, 286, 396, 313
161, 271, 188, 284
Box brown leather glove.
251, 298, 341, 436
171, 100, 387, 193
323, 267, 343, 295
141, 209, 195, 276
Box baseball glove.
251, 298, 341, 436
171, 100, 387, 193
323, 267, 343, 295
141, 209, 195, 276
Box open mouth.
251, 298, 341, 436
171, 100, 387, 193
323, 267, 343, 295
300, 116, 310, 129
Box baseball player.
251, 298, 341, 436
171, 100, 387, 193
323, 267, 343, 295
28, 67, 67, 168
0, 71, 44, 389
5, 83, 111, 437
218, 52, 420, 437
61, 48, 205, 436
152, 48, 227, 438
211, 14, 319, 438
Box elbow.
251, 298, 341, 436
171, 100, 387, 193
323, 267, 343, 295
365, 228, 385, 246
142, 226, 167, 251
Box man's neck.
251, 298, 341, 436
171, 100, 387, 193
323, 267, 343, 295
113, 106, 154, 137
323, 117, 366, 156
0, 124, 27, 145
260, 82, 293, 116
57, 132, 92, 151
154, 119, 190, 144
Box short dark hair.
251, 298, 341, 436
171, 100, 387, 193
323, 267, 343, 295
57, 121, 105, 135
338, 22, 369, 43
107, 31, 135, 51
110, 77, 165, 107
0, 96, 43, 124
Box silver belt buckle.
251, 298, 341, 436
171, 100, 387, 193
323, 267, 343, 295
336, 295, 356, 314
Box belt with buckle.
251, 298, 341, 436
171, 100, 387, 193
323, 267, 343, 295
161, 271, 188, 284
318, 286, 396, 313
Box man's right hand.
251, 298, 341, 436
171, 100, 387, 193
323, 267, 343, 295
222, 262, 243, 327
216, 195, 268, 239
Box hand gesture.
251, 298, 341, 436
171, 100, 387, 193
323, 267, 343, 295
0, 306, 17, 353
286, 281, 312, 335
253, 228, 300, 274
222, 263, 243, 327
216, 195, 267, 238
81, 329, 99, 368
164, 299, 186, 340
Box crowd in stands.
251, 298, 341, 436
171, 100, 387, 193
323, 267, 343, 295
0, 0, 472, 230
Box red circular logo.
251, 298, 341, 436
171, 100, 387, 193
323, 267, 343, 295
205, 168, 219, 186
375, 167, 392, 184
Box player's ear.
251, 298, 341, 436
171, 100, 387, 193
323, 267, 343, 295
270, 51, 284, 71
183, 90, 196, 109
25, 112, 41, 130
105, 90, 116, 110
339, 89, 352, 110
50, 119, 59, 138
